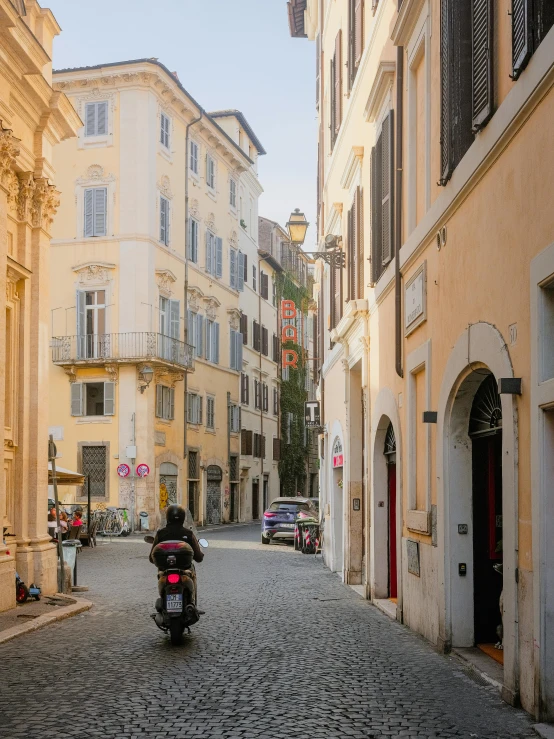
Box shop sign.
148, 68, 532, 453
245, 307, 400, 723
117, 463, 130, 478
207, 465, 223, 482
332, 437, 344, 468
136, 463, 150, 478
305, 400, 321, 427
405, 261, 427, 336
281, 299, 298, 370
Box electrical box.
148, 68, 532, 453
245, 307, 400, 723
126, 446, 137, 459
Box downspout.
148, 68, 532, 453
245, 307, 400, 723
184, 111, 203, 490
395, 45, 404, 379
258, 257, 264, 509
227, 390, 231, 520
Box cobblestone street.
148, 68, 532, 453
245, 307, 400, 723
0, 525, 536, 739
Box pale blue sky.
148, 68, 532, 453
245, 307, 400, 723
46, 0, 318, 248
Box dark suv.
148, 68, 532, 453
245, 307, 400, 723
261, 497, 315, 545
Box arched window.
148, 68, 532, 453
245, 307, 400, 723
469, 374, 502, 437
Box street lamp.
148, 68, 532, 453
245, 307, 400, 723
287, 208, 309, 246
139, 365, 154, 394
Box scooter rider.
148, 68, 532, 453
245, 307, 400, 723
149, 505, 204, 564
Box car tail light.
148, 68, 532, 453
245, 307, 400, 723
264, 512, 277, 518
167, 573, 180, 584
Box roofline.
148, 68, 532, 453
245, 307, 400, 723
209, 110, 266, 156
52, 58, 255, 166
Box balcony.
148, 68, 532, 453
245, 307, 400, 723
52, 333, 194, 371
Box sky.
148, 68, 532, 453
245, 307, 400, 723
46, 0, 318, 249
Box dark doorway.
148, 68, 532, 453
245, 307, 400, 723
384, 423, 397, 599
252, 479, 260, 520
470, 375, 503, 647
263, 475, 269, 512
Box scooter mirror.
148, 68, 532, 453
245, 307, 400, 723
198, 538, 209, 548
144, 535, 155, 544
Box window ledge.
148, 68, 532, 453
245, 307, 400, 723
76, 417, 113, 424
79, 135, 112, 150
156, 419, 172, 426
158, 145, 173, 163
206, 188, 217, 202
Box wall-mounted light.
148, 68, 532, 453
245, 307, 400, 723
138, 365, 154, 394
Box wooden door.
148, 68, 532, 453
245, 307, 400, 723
388, 464, 397, 599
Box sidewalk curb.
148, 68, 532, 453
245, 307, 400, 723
534, 724, 554, 738
0, 596, 92, 646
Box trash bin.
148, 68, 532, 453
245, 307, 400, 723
61, 541, 82, 588
139, 511, 149, 531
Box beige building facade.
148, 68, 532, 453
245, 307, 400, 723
292, 0, 554, 720
0, 0, 80, 609
50, 60, 264, 529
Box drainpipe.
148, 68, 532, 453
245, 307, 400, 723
258, 257, 264, 509
227, 390, 231, 519
395, 46, 404, 379
183, 111, 203, 490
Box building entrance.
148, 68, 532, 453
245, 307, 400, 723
252, 479, 260, 520
206, 465, 222, 525
385, 423, 397, 599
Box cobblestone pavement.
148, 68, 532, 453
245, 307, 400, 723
0, 525, 536, 739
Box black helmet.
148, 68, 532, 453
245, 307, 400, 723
166, 505, 186, 525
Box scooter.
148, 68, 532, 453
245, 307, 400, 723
15, 573, 41, 604
144, 535, 208, 645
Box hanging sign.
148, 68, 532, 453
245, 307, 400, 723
332, 437, 344, 468
136, 463, 150, 478
117, 463, 130, 478
305, 400, 321, 427
281, 299, 299, 370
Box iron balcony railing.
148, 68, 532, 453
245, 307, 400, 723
51, 333, 194, 370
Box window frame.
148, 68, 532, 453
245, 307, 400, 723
84, 186, 107, 238
84, 101, 108, 138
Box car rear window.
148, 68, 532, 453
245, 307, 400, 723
268, 502, 309, 513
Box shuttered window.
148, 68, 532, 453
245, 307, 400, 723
71, 382, 114, 417
240, 313, 248, 344
272, 334, 279, 363
187, 218, 199, 262
370, 112, 394, 284
206, 321, 220, 364
241, 429, 253, 456
241, 373, 249, 405
238, 252, 245, 291
205, 232, 223, 277
262, 383, 269, 413
512, 0, 554, 80
206, 155, 216, 190
85, 102, 108, 137
348, 0, 364, 90
260, 271, 269, 300
187, 394, 203, 425
253, 321, 261, 352
160, 113, 170, 148
262, 326, 269, 356
187, 311, 204, 359
230, 404, 241, 433
160, 196, 170, 246
190, 140, 199, 173
156, 385, 175, 421
347, 186, 363, 301
471, 0, 494, 132
316, 34, 321, 109
355, 0, 364, 65
273, 438, 281, 461
84, 187, 107, 238
230, 329, 243, 371
273, 388, 279, 415
254, 380, 261, 410
206, 396, 215, 429
230, 248, 238, 289
331, 30, 342, 149
230, 179, 237, 208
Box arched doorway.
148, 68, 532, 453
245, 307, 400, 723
384, 423, 398, 599
206, 465, 222, 525
159, 462, 178, 511
332, 436, 344, 575
469, 374, 504, 653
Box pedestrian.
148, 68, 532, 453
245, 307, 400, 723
71, 509, 84, 528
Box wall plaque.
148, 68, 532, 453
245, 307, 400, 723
207, 465, 223, 482
154, 431, 166, 447
405, 261, 427, 336
407, 540, 420, 577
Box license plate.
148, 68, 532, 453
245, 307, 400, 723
281, 524, 295, 529
166, 594, 183, 613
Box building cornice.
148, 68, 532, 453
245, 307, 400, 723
364, 61, 396, 122
391, 0, 428, 46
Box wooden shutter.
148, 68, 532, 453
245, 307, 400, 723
355, 0, 364, 65
334, 30, 342, 135
85, 103, 96, 137
104, 382, 115, 416
356, 187, 364, 298
93, 188, 107, 237
216, 237, 223, 278
71, 383, 83, 417
243, 254, 248, 284
160, 197, 167, 244
169, 388, 175, 421
381, 111, 394, 267
347, 202, 356, 301
273, 438, 281, 461
84, 189, 94, 237
273, 388, 279, 415
230, 248, 237, 289
97, 102, 108, 135
236, 332, 243, 369
440, 0, 453, 184
348, 0, 356, 90
156, 385, 163, 418
206, 231, 213, 273
261, 272, 269, 300
240, 313, 248, 344
198, 395, 203, 425
273, 334, 279, 362
230, 329, 237, 370
370, 145, 383, 284
238, 252, 245, 291
253, 321, 261, 351
196, 314, 204, 357
254, 380, 260, 409
471, 0, 494, 132
262, 327, 269, 356
169, 300, 180, 339
261, 435, 266, 459
512, 0, 532, 80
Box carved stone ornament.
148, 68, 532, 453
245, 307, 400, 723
205, 213, 217, 233
189, 199, 199, 219
187, 287, 203, 312
159, 175, 172, 199
16, 172, 35, 221
31, 179, 60, 228
76, 164, 116, 185
105, 364, 119, 384
154, 367, 184, 388
227, 308, 241, 331
6, 268, 20, 302
204, 296, 220, 320
156, 269, 177, 297
74, 263, 114, 285
0, 126, 20, 191
229, 230, 238, 249
64, 366, 78, 383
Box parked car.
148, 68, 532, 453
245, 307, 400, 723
261, 497, 315, 545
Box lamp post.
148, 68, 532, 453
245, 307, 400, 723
286, 208, 309, 246
287, 208, 344, 269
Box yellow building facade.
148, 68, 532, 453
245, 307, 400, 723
292, 0, 554, 720
50, 60, 264, 529
0, 0, 80, 609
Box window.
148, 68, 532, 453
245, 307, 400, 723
230, 404, 240, 433
347, 187, 363, 300
187, 218, 199, 263
84, 187, 107, 238
206, 154, 216, 190
262, 383, 269, 413
242, 253, 248, 286
260, 271, 269, 300
71, 382, 115, 417
206, 396, 215, 430
273, 388, 279, 415
241, 373, 249, 405
240, 313, 248, 345
187, 393, 203, 424
156, 385, 175, 421
238, 251, 245, 291
82, 445, 107, 497
190, 140, 199, 174
254, 380, 261, 410
205, 320, 220, 364
254, 433, 266, 459
205, 231, 223, 277
370, 111, 394, 285
230, 179, 237, 208
85, 101, 108, 137
160, 195, 170, 246
230, 328, 243, 371
273, 438, 281, 461
252, 265, 257, 292
159, 298, 180, 360
512, 0, 554, 80
241, 429, 253, 456
187, 310, 204, 358
262, 326, 269, 356
253, 321, 261, 352
330, 30, 343, 150
348, 0, 364, 91
230, 248, 238, 289
76, 290, 106, 359
160, 112, 170, 148
272, 334, 280, 363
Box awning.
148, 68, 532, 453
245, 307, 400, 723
48, 463, 85, 486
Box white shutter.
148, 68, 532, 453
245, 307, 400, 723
230, 329, 237, 370
187, 218, 198, 261
169, 388, 175, 421
205, 321, 212, 361
85, 103, 96, 137
156, 385, 163, 418
236, 332, 243, 370
214, 322, 220, 364
97, 102, 108, 135
84, 189, 94, 237
187, 310, 194, 351
169, 300, 180, 339
230, 248, 237, 289
160, 197, 168, 245
104, 382, 115, 416
196, 314, 204, 358
94, 188, 107, 236
71, 384, 83, 417
76, 291, 86, 359
198, 395, 203, 425
216, 237, 223, 278
206, 231, 213, 274
238, 252, 244, 291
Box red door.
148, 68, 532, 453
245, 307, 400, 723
388, 464, 397, 599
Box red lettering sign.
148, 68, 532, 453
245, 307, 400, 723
282, 350, 298, 369
281, 325, 298, 343
281, 300, 297, 320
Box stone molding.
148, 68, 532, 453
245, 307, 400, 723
73, 262, 115, 285
76, 164, 116, 186
156, 269, 177, 297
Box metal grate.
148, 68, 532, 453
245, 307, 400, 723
229, 456, 239, 483
384, 422, 396, 456
82, 445, 106, 497
469, 374, 502, 437
188, 451, 199, 480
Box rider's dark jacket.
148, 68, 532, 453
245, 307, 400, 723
149, 523, 204, 563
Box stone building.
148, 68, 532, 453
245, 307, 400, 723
291, 0, 554, 720
0, 0, 80, 609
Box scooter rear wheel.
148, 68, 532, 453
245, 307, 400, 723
168, 619, 184, 645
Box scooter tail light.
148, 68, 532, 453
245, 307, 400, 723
167, 573, 180, 584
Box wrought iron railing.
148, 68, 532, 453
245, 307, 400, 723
51, 332, 194, 370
